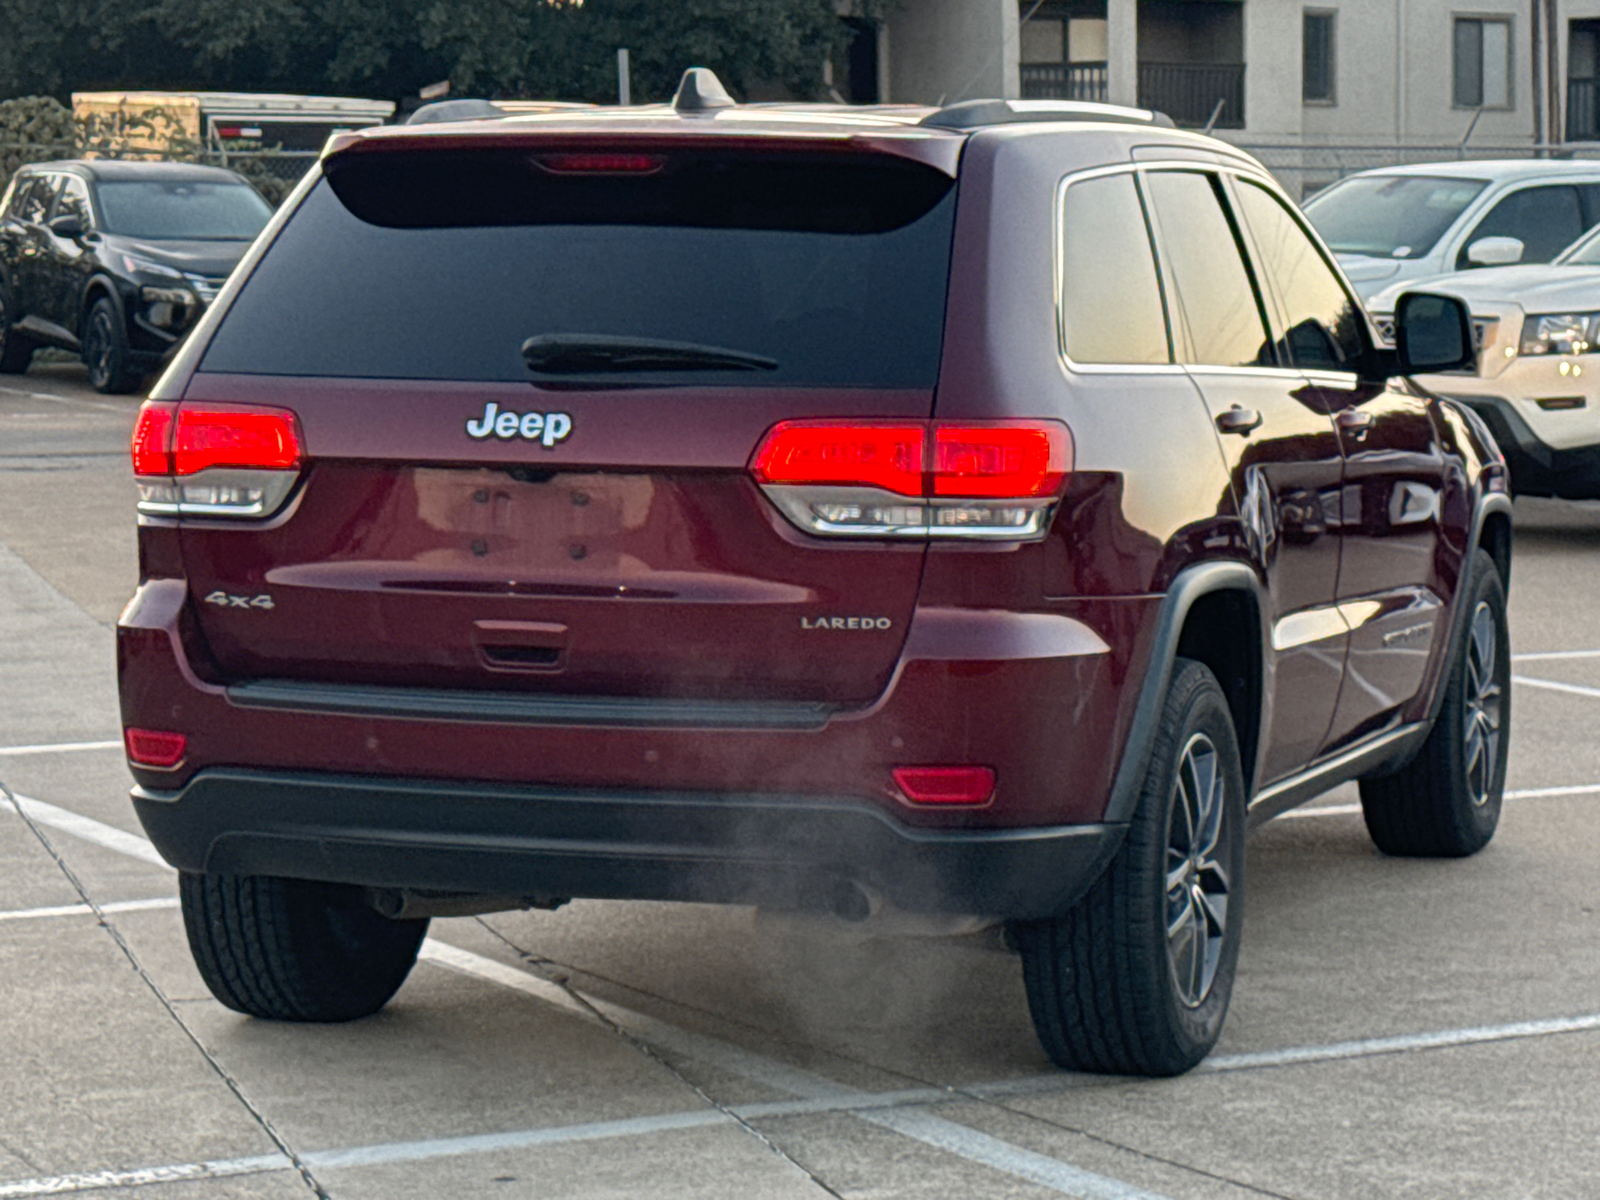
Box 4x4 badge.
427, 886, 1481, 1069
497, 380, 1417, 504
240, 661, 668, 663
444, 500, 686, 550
466, 402, 573, 448
205, 591, 274, 610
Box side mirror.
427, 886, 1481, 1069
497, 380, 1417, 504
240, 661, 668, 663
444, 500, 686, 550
47, 214, 84, 239
1466, 236, 1523, 267
1395, 291, 1476, 375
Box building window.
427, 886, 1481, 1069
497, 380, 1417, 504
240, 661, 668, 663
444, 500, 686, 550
1453, 16, 1512, 108
1303, 11, 1336, 104
1021, 17, 1066, 64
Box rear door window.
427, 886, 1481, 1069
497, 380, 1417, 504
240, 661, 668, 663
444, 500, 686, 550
201, 150, 957, 388
1059, 171, 1170, 365
1458, 184, 1586, 267
1143, 171, 1274, 369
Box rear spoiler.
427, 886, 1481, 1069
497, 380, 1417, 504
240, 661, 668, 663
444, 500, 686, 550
323, 124, 964, 177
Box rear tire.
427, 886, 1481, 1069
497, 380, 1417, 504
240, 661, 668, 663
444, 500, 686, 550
1013, 659, 1246, 1076
1359, 549, 1509, 857
0, 287, 34, 374
180, 873, 428, 1022
82, 296, 140, 394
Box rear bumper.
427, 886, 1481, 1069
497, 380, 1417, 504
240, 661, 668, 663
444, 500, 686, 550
133, 768, 1126, 919
119, 580, 1157, 830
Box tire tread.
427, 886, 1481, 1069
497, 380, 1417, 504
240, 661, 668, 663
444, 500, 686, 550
180, 873, 427, 1022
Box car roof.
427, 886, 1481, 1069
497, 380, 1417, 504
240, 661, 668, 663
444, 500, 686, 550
19, 159, 249, 184
1342, 159, 1600, 183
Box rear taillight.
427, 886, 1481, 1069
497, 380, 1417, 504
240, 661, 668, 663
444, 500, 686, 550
750, 419, 1071, 539
132, 402, 304, 518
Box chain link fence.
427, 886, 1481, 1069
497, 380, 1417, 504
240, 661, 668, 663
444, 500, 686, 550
1235, 142, 1600, 200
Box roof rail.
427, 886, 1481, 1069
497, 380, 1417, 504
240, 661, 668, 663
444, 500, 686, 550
673, 67, 737, 114
920, 98, 1176, 130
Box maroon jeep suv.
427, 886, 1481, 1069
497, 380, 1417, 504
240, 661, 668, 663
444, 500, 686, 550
118, 73, 1512, 1076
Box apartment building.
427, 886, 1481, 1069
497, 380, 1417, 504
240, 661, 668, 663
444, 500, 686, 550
856, 0, 1600, 148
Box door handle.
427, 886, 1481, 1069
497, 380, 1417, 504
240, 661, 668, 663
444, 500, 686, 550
1215, 406, 1264, 436
1337, 409, 1375, 434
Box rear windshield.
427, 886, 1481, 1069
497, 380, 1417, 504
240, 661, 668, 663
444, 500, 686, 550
1303, 174, 1487, 259
200, 150, 957, 387
96, 180, 273, 240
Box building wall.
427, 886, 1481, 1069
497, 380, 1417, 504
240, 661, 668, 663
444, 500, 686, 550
884, 0, 1021, 104
1235, 0, 1537, 145
882, 0, 1583, 147
1241, 0, 1304, 139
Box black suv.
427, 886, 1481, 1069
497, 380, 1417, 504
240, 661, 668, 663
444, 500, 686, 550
0, 160, 272, 392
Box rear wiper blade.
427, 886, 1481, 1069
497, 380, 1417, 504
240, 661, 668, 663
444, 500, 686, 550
522, 334, 777, 375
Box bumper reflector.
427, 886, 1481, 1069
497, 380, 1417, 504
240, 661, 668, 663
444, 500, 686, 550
893, 765, 996, 805
125, 728, 187, 769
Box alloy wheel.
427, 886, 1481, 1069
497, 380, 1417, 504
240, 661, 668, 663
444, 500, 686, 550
1165, 732, 1232, 1008
1463, 600, 1504, 807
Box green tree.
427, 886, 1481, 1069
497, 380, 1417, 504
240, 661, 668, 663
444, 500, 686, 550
0, 0, 856, 106
420, 0, 853, 102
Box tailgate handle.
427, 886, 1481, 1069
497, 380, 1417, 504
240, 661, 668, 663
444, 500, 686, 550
473, 620, 567, 673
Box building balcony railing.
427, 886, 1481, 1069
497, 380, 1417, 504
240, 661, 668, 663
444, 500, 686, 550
1020, 62, 1109, 102
1570, 78, 1600, 141
1139, 63, 1245, 129
1019, 62, 1245, 130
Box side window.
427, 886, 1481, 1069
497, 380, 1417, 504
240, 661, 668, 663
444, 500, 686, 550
1143, 170, 1273, 369
11, 178, 49, 224
21, 176, 61, 225
1458, 185, 1585, 267
54, 177, 93, 228
1233, 179, 1366, 372
1060, 171, 1170, 365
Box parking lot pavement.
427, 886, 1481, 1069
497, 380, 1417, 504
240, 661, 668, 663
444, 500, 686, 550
3, 370, 1599, 1199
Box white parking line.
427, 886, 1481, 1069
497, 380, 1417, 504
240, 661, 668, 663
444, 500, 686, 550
1278, 781, 1600, 820
0, 896, 176, 923
860, 1108, 1167, 1199
1202, 1012, 1600, 1072
0, 384, 132, 415
0, 793, 170, 868
1512, 649, 1600, 661
1513, 674, 1600, 700
0, 1156, 289, 1199
0, 739, 122, 758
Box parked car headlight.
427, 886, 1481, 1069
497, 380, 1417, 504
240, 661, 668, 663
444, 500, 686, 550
120, 253, 185, 280
1519, 312, 1600, 356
